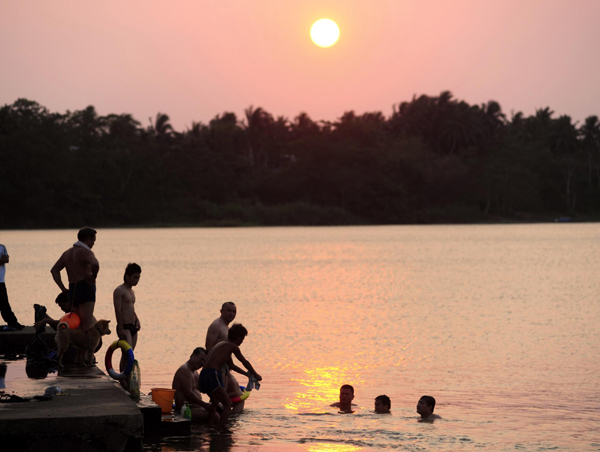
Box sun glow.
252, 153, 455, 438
310, 19, 340, 48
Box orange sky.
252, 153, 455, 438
1, 0, 599, 130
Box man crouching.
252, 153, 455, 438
199, 324, 262, 434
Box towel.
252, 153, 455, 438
73, 241, 91, 250
246, 374, 261, 391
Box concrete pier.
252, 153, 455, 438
0, 327, 56, 355
0, 361, 144, 452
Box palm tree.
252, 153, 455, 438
149, 112, 174, 142
244, 106, 275, 168
580, 115, 600, 187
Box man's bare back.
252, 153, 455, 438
204, 341, 239, 371
204, 336, 261, 382
51, 245, 99, 291
50, 228, 99, 330
205, 302, 237, 351
64, 246, 98, 283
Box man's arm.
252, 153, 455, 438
205, 322, 221, 351
113, 287, 127, 340
232, 348, 262, 381
34, 316, 60, 331
228, 361, 250, 378
50, 254, 68, 292
0, 245, 8, 265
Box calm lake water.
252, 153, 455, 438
1, 224, 599, 451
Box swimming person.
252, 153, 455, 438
113, 263, 142, 372
330, 384, 356, 413
50, 227, 99, 330
172, 347, 217, 423
417, 395, 441, 421
374, 395, 391, 414
199, 323, 262, 434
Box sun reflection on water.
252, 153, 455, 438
284, 367, 363, 412
306, 444, 363, 452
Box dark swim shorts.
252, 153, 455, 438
199, 368, 224, 394
69, 280, 96, 307
119, 323, 139, 336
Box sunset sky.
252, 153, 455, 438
1, 0, 599, 130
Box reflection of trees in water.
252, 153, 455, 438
2, 93, 599, 228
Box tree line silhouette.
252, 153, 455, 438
1, 92, 599, 229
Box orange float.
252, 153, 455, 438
59, 312, 80, 329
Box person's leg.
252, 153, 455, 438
206, 398, 217, 428
78, 301, 95, 330
211, 386, 233, 432
227, 374, 245, 413
191, 406, 220, 424
130, 328, 138, 350
0, 283, 19, 326
120, 330, 133, 372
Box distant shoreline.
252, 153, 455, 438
2, 215, 598, 231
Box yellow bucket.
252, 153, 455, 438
151, 388, 176, 413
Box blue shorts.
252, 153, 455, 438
199, 368, 224, 394
69, 280, 96, 307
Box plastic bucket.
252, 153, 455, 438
151, 388, 176, 413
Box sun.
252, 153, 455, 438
310, 19, 340, 48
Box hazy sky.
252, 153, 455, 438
1, 0, 599, 130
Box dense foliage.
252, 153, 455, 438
1, 92, 599, 228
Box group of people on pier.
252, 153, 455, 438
1, 227, 438, 433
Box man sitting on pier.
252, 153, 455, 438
172, 347, 217, 423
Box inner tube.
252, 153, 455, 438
105, 340, 134, 380
230, 385, 251, 403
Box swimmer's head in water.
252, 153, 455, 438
417, 395, 436, 416
375, 395, 391, 413
339, 385, 355, 405
228, 323, 248, 342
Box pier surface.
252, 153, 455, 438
0, 360, 144, 452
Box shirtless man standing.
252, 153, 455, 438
113, 263, 142, 371
50, 227, 99, 330
205, 302, 246, 411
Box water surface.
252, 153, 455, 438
1, 224, 599, 451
